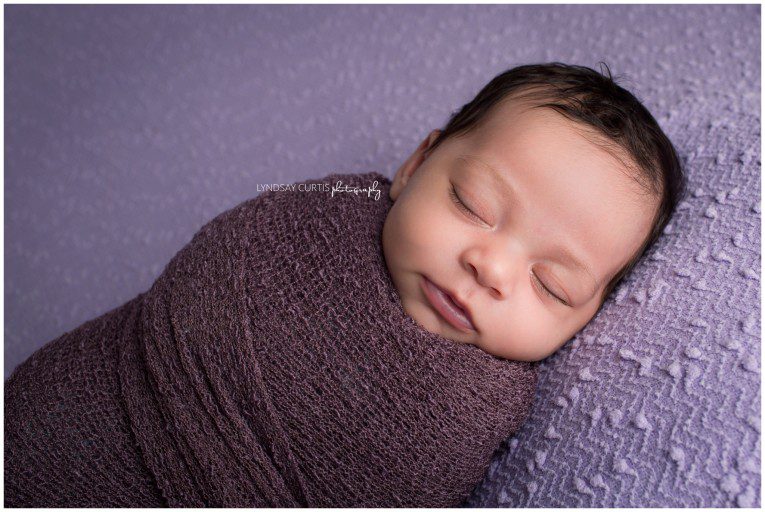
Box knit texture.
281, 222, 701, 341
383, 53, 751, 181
4, 172, 538, 507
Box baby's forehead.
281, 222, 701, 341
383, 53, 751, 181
480, 102, 616, 153
469, 106, 653, 198
460, 152, 656, 220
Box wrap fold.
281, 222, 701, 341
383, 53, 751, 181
5, 172, 538, 507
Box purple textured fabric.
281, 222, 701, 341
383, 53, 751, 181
4, 172, 538, 507
6, 4, 760, 507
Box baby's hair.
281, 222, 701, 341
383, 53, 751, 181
424, 62, 687, 307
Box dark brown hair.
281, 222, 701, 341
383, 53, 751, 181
423, 62, 687, 306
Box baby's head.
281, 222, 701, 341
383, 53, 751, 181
382, 62, 686, 361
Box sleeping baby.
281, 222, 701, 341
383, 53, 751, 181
5, 62, 685, 507
383, 62, 685, 362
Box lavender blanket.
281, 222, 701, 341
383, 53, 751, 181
4, 172, 537, 507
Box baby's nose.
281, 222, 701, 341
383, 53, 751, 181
463, 247, 515, 300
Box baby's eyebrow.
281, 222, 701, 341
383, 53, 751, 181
458, 153, 599, 298
548, 244, 599, 297
457, 155, 525, 216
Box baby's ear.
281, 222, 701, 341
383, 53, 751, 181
390, 130, 442, 201
426, 129, 442, 149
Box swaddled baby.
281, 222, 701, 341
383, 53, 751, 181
4, 62, 685, 507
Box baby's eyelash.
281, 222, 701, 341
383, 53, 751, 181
449, 184, 483, 222
533, 272, 569, 306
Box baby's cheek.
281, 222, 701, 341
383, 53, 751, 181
482, 300, 554, 361
397, 198, 450, 257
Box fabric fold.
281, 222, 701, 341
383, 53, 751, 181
5, 171, 537, 507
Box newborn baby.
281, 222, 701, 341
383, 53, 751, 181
383, 62, 685, 361
5, 62, 685, 508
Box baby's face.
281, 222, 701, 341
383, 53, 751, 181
382, 99, 659, 361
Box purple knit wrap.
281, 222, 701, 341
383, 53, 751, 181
5, 172, 537, 507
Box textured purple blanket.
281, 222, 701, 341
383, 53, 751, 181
4, 172, 538, 507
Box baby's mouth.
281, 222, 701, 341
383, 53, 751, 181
419, 275, 477, 333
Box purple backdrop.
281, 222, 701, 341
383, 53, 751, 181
5, 4, 760, 507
